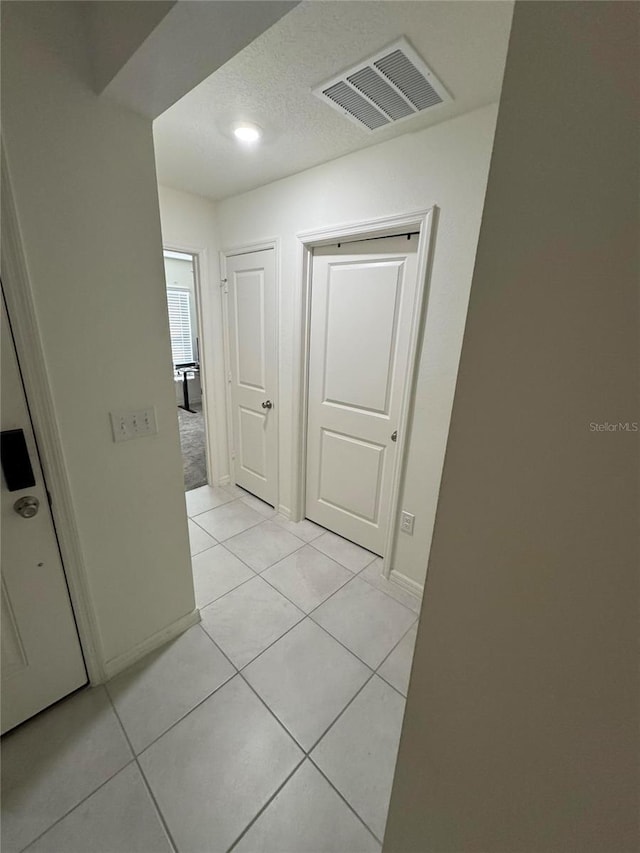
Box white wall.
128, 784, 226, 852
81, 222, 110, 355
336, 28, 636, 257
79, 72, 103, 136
1, 2, 196, 673
157, 185, 228, 483
385, 2, 639, 850
161, 103, 499, 587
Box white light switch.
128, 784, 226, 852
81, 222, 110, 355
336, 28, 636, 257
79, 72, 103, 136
111, 412, 131, 442
110, 408, 158, 442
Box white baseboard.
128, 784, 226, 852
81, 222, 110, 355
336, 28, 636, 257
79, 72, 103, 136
217, 475, 231, 486
278, 505, 292, 520
102, 608, 201, 681
389, 569, 424, 599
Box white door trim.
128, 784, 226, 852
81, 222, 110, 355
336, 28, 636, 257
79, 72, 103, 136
1, 148, 105, 684
163, 243, 221, 487
292, 209, 438, 578
219, 239, 281, 511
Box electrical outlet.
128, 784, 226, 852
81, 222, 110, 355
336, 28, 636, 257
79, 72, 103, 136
110, 408, 158, 442
400, 510, 415, 535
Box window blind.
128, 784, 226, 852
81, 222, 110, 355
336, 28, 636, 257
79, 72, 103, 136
167, 288, 193, 364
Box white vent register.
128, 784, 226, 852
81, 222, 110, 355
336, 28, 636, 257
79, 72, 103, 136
313, 38, 451, 132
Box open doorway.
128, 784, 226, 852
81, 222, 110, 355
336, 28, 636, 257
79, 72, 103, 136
163, 249, 208, 492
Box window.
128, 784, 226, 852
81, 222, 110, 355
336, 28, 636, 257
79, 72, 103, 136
167, 288, 194, 364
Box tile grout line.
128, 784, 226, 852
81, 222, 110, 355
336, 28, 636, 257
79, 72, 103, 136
127, 635, 239, 759
189, 542, 218, 558
237, 670, 308, 754
259, 560, 353, 616
190, 511, 305, 565
376, 669, 411, 701
232, 672, 384, 850
239, 639, 377, 784
373, 618, 419, 679
15, 756, 139, 853
189, 496, 266, 542
186, 493, 236, 517
224, 755, 307, 853
228, 664, 384, 850
104, 688, 180, 853
172, 624, 314, 762
14, 684, 141, 853
195, 538, 308, 641
196, 568, 258, 613
305, 669, 378, 755
236, 662, 394, 845
308, 753, 385, 847
202, 605, 304, 674
237, 582, 379, 677
225, 533, 308, 576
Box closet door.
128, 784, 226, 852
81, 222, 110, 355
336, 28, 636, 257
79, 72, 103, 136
305, 235, 419, 554
225, 249, 277, 505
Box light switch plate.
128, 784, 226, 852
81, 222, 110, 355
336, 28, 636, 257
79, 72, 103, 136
110, 408, 158, 442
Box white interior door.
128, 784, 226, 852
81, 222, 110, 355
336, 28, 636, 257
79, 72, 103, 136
305, 235, 419, 555
225, 249, 277, 505
1, 291, 86, 734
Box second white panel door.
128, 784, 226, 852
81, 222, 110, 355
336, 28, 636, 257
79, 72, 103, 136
225, 249, 277, 505
306, 235, 419, 555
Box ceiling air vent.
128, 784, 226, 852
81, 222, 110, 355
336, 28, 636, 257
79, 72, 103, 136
313, 38, 451, 132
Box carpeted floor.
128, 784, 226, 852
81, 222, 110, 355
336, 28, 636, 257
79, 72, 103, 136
177, 403, 207, 491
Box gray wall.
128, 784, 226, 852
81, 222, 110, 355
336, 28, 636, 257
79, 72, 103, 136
384, 2, 639, 850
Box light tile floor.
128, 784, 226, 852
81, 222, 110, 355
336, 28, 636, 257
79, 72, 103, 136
1, 484, 421, 853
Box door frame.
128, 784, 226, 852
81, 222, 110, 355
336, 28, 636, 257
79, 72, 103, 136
163, 243, 221, 487
219, 239, 281, 511
292, 208, 438, 579
1, 149, 105, 684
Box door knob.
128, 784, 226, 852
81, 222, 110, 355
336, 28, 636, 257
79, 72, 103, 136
14, 496, 39, 518
391, 430, 398, 442
261, 400, 273, 410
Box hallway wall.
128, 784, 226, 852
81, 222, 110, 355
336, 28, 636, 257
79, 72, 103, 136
385, 1, 639, 849
2, 2, 196, 673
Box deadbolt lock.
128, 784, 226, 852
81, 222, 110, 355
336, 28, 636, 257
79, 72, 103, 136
14, 495, 40, 518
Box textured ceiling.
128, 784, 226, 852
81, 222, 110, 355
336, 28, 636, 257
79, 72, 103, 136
152, 1, 513, 201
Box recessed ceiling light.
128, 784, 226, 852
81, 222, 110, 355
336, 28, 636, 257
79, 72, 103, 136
233, 123, 262, 143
